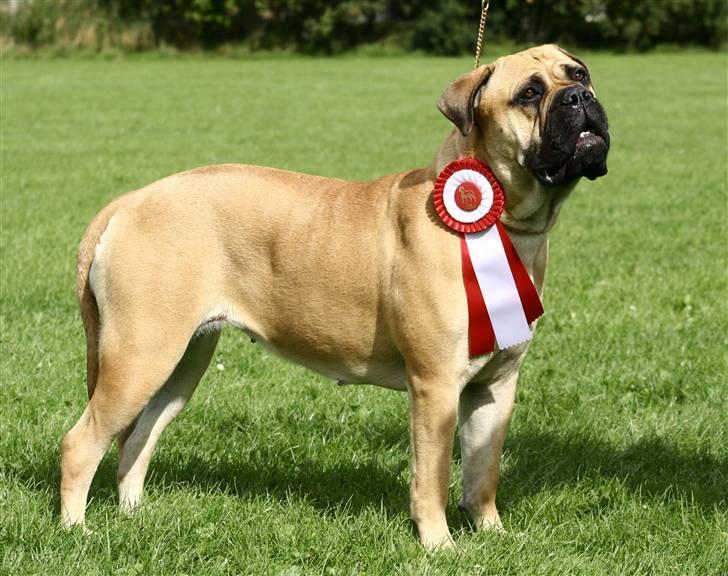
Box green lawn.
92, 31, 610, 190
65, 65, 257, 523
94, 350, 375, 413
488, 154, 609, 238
1, 50, 726, 575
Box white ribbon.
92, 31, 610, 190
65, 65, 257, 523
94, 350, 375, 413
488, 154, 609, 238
464, 227, 533, 349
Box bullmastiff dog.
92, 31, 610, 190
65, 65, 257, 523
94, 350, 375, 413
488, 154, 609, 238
60, 44, 609, 549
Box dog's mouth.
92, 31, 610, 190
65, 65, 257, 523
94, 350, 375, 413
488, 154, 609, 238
533, 127, 609, 187
535, 163, 568, 187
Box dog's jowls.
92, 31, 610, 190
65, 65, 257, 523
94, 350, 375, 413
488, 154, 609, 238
60, 45, 609, 549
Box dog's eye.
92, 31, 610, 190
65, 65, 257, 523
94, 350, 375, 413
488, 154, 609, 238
574, 69, 587, 82
519, 86, 541, 103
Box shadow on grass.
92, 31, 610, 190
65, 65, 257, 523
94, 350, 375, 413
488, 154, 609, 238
499, 430, 727, 514
138, 410, 413, 518
10, 419, 726, 525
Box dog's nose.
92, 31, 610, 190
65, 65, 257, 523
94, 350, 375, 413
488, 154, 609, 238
561, 85, 593, 107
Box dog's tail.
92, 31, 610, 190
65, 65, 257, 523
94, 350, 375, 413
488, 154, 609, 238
76, 197, 125, 399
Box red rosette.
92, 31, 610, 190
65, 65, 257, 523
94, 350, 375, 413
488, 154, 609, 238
432, 157, 505, 233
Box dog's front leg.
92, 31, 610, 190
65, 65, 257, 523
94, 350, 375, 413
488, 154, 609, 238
407, 371, 459, 550
457, 371, 518, 530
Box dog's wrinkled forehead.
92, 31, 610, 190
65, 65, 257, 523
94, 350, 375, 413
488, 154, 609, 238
487, 44, 590, 99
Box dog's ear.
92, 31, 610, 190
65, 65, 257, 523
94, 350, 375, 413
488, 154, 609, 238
437, 64, 494, 136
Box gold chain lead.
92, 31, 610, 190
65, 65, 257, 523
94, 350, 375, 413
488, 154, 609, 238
474, 1, 490, 68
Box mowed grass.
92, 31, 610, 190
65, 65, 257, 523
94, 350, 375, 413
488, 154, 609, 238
1, 50, 726, 575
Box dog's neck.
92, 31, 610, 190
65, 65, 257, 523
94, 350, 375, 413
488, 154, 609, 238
433, 130, 574, 236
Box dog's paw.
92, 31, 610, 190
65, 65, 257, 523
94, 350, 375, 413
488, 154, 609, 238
458, 500, 504, 533
62, 521, 95, 537
418, 523, 455, 551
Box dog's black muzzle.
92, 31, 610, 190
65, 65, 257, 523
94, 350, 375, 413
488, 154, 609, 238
529, 84, 610, 187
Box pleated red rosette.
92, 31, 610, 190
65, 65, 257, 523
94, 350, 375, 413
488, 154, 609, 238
432, 157, 505, 233
432, 157, 544, 357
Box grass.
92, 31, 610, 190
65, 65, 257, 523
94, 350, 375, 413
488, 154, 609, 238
1, 49, 726, 575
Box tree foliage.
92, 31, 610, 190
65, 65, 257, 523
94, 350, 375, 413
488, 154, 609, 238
3, 0, 725, 53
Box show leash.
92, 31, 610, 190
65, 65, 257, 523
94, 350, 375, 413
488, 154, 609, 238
474, 0, 490, 68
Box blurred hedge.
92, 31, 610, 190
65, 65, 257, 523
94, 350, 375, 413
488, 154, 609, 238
2, 0, 725, 53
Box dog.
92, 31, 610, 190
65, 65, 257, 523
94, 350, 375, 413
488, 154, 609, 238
60, 44, 609, 549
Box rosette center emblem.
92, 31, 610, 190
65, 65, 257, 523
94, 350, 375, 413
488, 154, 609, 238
454, 182, 481, 211
432, 157, 504, 234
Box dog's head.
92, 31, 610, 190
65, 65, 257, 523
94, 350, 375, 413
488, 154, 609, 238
438, 44, 609, 192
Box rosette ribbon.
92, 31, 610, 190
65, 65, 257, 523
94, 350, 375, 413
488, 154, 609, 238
433, 158, 544, 357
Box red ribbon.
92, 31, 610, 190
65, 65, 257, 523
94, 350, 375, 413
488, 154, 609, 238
460, 221, 544, 357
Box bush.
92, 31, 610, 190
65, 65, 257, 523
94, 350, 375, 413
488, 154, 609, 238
1, 0, 725, 54
409, 1, 479, 56
491, 0, 727, 51
0, 0, 154, 51
96, 0, 387, 53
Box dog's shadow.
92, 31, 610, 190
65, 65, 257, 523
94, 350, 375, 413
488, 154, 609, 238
15, 418, 726, 528
144, 426, 726, 521
498, 430, 726, 515
144, 412, 413, 517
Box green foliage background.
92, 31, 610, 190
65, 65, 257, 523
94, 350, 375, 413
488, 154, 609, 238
2, 0, 726, 54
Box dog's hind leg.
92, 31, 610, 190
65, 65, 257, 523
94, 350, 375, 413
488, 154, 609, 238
117, 330, 220, 512
60, 317, 201, 528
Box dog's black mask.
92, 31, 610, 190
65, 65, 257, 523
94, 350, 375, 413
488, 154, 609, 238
528, 85, 610, 187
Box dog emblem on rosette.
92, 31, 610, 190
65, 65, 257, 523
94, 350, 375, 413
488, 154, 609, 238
433, 157, 504, 233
